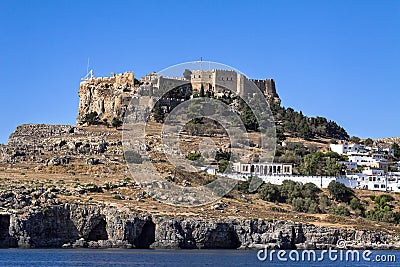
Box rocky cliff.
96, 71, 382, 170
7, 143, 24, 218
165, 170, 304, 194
76, 72, 136, 125
1, 203, 399, 249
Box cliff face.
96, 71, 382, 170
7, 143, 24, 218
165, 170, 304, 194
76, 72, 136, 125
0, 204, 398, 249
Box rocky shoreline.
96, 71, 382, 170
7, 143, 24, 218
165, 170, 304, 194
1, 204, 399, 250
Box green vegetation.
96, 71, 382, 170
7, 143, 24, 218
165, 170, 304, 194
329, 205, 351, 216
185, 152, 202, 161
84, 111, 100, 125
111, 117, 123, 129
218, 161, 230, 172
300, 152, 346, 176
153, 103, 165, 123
124, 150, 143, 164
258, 180, 322, 213
183, 69, 192, 80
256, 180, 400, 224
366, 194, 400, 224
270, 102, 349, 140
392, 143, 400, 159
113, 195, 123, 200
215, 149, 230, 161
199, 84, 205, 97
327, 180, 354, 203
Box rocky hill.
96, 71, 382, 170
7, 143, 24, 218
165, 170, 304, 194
0, 71, 399, 249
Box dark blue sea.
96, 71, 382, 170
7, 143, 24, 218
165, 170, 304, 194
0, 249, 398, 266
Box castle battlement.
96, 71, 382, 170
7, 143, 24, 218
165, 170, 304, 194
81, 71, 135, 86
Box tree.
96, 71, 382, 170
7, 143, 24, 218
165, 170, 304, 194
327, 180, 354, 203
84, 111, 100, 125
199, 84, 205, 97
153, 103, 164, 123
258, 182, 282, 202
302, 182, 321, 200
241, 105, 258, 131
298, 119, 312, 139
183, 69, 192, 80
111, 117, 123, 129
278, 180, 303, 202
391, 143, 400, 159
300, 152, 322, 175
349, 197, 365, 216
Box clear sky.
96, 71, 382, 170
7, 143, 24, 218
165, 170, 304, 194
0, 0, 399, 144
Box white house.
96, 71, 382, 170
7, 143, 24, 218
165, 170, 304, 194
330, 143, 366, 155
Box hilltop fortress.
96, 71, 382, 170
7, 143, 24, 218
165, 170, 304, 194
76, 70, 280, 125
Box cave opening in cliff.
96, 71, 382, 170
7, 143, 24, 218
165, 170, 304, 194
134, 221, 155, 249
203, 225, 241, 249
0, 214, 11, 241
88, 218, 108, 241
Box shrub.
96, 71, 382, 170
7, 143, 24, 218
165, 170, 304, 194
329, 205, 350, 216
84, 111, 100, 125
258, 183, 282, 202
186, 152, 202, 161
292, 197, 321, 213
302, 182, 321, 200
218, 161, 230, 172
292, 197, 305, 212
113, 195, 123, 200
349, 197, 365, 216
278, 180, 303, 202
112, 117, 123, 129
319, 193, 331, 212
327, 180, 354, 203
124, 150, 143, 164
215, 149, 231, 161
366, 194, 399, 223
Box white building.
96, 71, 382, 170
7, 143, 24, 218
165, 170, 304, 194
200, 166, 217, 175
347, 171, 400, 192
346, 153, 389, 173
339, 161, 357, 170
232, 162, 293, 176
231, 162, 358, 189
330, 143, 366, 155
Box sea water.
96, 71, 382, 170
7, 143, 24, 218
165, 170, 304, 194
0, 249, 398, 266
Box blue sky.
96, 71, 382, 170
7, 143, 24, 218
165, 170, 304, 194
0, 0, 399, 144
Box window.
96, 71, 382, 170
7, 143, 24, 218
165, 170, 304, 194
381, 184, 386, 188
374, 184, 379, 188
